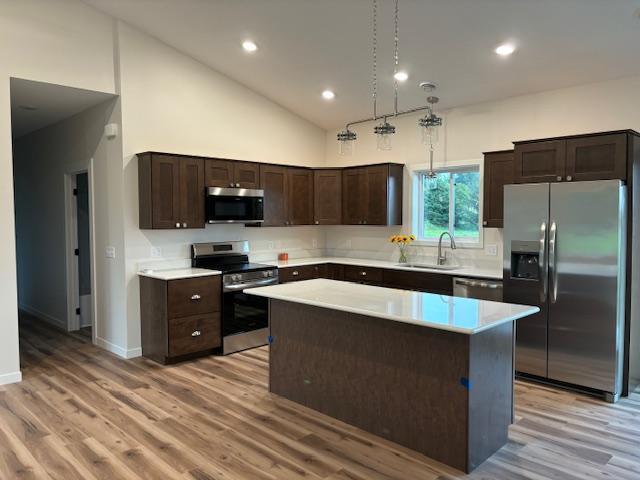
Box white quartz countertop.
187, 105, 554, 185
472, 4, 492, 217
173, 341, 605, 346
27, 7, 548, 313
247, 279, 538, 335
266, 256, 502, 280
137, 268, 221, 281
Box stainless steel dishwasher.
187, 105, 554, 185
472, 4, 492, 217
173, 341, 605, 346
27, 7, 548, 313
453, 277, 503, 302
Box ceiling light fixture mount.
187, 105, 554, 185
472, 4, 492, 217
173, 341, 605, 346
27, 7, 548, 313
322, 90, 335, 100
394, 71, 408, 82
242, 40, 258, 52
495, 43, 515, 56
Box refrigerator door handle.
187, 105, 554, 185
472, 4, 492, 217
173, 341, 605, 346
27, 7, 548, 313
539, 221, 548, 303
549, 221, 558, 303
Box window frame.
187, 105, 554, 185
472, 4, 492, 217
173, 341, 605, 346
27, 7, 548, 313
411, 162, 484, 249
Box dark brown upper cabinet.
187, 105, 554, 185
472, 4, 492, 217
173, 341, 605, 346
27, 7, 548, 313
342, 164, 403, 226
513, 140, 566, 184
566, 133, 627, 182
205, 159, 260, 189
313, 169, 342, 225
287, 168, 314, 225
482, 150, 514, 228
138, 153, 205, 229
260, 164, 288, 226
513, 131, 630, 184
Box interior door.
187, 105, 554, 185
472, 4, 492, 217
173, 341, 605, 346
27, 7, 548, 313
151, 155, 181, 229
547, 180, 625, 394
503, 183, 550, 377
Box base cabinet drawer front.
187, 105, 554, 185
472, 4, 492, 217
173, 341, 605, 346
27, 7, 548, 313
382, 269, 454, 295
343, 265, 384, 284
169, 314, 221, 357
279, 265, 318, 283
167, 276, 221, 318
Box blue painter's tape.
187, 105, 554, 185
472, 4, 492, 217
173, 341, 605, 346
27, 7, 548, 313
460, 377, 472, 390
268, 335, 274, 344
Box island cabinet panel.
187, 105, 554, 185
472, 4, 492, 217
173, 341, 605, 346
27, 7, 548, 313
279, 265, 319, 283
140, 275, 222, 364
287, 168, 314, 225
268, 300, 514, 473
482, 150, 514, 228
260, 164, 288, 226
138, 153, 205, 229
313, 169, 342, 225
565, 133, 627, 182
513, 140, 566, 184
342, 164, 403, 226
382, 269, 453, 295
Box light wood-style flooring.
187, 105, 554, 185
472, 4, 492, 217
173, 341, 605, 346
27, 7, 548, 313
3, 313, 640, 479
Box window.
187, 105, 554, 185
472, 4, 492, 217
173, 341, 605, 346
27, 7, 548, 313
417, 167, 481, 245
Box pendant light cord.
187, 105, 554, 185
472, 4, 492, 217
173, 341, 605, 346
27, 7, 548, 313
372, 0, 378, 120
393, 0, 399, 117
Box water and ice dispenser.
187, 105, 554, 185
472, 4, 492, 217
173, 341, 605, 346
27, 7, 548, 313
510, 241, 540, 280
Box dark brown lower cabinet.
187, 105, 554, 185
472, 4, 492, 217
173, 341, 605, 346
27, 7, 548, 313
382, 268, 453, 295
140, 275, 221, 364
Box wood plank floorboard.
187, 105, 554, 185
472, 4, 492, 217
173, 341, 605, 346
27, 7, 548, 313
6, 313, 640, 479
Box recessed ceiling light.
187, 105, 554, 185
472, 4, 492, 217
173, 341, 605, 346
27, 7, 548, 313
322, 90, 335, 100
394, 71, 409, 82
495, 43, 516, 56
242, 40, 258, 52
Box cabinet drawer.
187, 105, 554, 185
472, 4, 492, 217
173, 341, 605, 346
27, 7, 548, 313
167, 276, 221, 318
169, 314, 221, 357
382, 269, 453, 295
343, 265, 384, 284
279, 265, 319, 283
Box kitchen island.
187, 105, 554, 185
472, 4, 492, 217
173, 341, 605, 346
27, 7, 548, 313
247, 278, 539, 473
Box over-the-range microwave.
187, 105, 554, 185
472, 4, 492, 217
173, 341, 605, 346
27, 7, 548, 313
206, 187, 264, 224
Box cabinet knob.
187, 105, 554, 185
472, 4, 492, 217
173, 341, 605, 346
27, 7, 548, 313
315, 220, 319, 225
191, 330, 202, 337
236, 183, 240, 187
566, 175, 573, 181
183, 222, 187, 228
292, 271, 299, 276
229, 183, 234, 187
363, 220, 367, 224
175, 223, 181, 228
556, 176, 562, 181
360, 271, 367, 276
191, 294, 201, 301
483, 220, 488, 226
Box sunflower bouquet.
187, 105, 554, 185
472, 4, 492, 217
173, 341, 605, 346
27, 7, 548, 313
389, 234, 416, 264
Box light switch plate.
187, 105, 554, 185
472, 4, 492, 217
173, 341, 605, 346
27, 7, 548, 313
105, 246, 116, 259
312, 239, 318, 248
150, 246, 162, 258
486, 244, 498, 256
345, 239, 352, 249
268, 241, 275, 250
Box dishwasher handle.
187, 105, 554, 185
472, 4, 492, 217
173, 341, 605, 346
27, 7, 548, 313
453, 278, 503, 289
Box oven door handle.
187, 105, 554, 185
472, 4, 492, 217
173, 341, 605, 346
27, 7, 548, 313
223, 278, 278, 292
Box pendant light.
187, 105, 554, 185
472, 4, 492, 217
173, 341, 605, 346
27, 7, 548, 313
418, 82, 443, 178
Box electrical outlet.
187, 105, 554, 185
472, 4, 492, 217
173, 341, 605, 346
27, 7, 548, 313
150, 246, 162, 258
486, 244, 498, 256
268, 241, 275, 250
105, 246, 116, 259
312, 239, 318, 248
345, 239, 352, 249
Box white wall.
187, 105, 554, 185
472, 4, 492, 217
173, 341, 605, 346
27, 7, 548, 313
0, 0, 118, 384
324, 75, 640, 267
117, 23, 327, 353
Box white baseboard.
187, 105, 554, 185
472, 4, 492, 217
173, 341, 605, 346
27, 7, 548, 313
0, 371, 22, 385
95, 336, 142, 359
19, 304, 66, 330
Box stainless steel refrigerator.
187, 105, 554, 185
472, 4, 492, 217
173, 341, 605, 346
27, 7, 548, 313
504, 180, 626, 402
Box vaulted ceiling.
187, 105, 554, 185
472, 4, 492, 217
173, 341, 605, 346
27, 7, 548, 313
84, 0, 640, 130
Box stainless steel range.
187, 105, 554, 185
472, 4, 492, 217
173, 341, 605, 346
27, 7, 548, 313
191, 241, 278, 355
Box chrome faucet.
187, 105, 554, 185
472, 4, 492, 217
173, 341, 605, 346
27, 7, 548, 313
437, 231, 457, 266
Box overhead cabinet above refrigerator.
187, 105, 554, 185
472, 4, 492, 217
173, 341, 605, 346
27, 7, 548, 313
504, 180, 626, 402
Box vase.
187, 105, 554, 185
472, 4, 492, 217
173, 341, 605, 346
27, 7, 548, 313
397, 245, 408, 264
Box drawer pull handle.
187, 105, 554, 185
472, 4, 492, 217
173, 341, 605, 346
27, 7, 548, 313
191, 294, 201, 301
292, 271, 299, 276
360, 271, 367, 276
191, 330, 202, 337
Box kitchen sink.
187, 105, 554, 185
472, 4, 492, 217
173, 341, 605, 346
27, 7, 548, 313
395, 263, 462, 271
